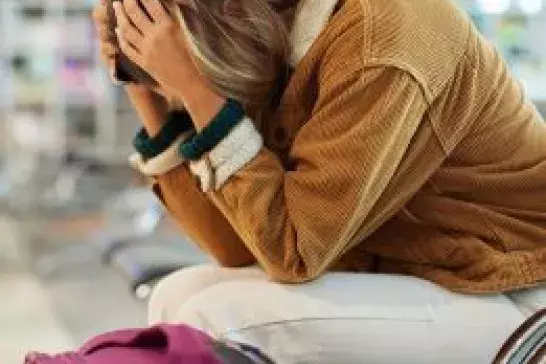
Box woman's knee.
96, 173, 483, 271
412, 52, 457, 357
170, 280, 286, 337
148, 264, 265, 325
169, 277, 527, 364
148, 265, 225, 324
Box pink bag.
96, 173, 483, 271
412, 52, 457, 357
24, 324, 273, 364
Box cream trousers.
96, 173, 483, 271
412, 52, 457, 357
148, 265, 545, 364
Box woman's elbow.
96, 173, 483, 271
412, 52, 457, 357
214, 254, 256, 268
264, 259, 323, 284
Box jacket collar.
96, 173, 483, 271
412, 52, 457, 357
289, 0, 341, 67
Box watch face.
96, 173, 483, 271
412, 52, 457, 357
106, 0, 157, 85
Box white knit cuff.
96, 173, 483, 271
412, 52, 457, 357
207, 116, 257, 168
189, 117, 263, 192
129, 131, 193, 176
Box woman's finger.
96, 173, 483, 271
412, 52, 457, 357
92, 4, 109, 25
101, 41, 118, 59
97, 24, 114, 42
118, 23, 144, 50
123, 0, 153, 34
115, 28, 142, 65
113, 2, 144, 49
139, 0, 170, 23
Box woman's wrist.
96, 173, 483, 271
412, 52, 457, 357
180, 81, 227, 132
124, 85, 168, 137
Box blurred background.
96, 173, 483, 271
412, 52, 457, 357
0, 0, 544, 362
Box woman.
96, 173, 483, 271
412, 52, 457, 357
93, 0, 546, 362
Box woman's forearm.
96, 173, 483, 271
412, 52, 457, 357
125, 85, 168, 137
126, 85, 255, 267
155, 167, 256, 267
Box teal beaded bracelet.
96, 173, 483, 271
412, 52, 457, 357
133, 110, 194, 160
179, 99, 245, 161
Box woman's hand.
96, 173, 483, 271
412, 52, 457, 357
114, 0, 225, 130
92, 0, 157, 97
113, 0, 226, 130
112, 0, 196, 98
92, 0, 119, 75
93, 0, 168, 136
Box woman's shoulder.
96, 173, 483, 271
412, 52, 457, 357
321, 0, 473, 97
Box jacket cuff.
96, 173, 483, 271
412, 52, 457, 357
179, 99, 245, 161
130, 130, 194, 176
189, 116, 263, 192
133, 110, 194, 160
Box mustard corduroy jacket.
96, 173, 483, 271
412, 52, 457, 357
153, 0, 546, 293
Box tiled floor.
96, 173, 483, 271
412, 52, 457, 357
0, 215, 146, 363
0, 273, 75, 363
0, 215, 72, 363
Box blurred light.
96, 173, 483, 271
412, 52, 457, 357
519, 0, 543, 14
477, 0, 511, 13
136, 284, 153, 300
134, 208, 160, 234
11, 114, 41, 146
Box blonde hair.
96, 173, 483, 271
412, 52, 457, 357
168, 0, 295, 110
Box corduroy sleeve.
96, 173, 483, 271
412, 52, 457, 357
206, 66, 430, 282
152, 166, 256, 268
